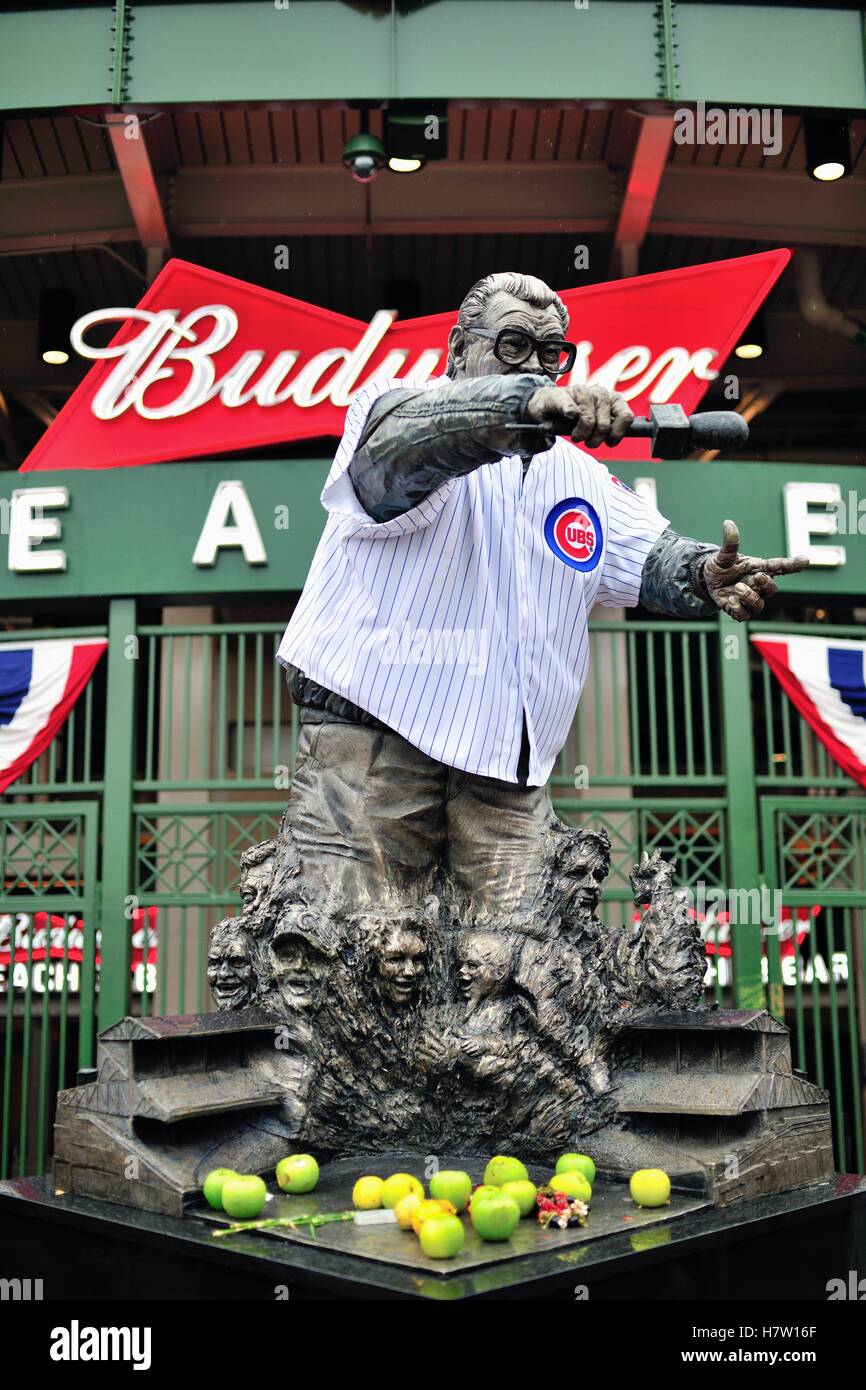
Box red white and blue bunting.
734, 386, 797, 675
0, 638, 107, 794
752, 633, 866, 789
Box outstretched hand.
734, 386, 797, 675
526, 383, 633, 449
703, 520, 810, 621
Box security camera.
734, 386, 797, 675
342, 132, 386, 184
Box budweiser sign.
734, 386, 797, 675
20, 250, 790, 472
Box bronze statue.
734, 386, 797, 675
207, 271, 809, 1155
53, 275, 833, 1215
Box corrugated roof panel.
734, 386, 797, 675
246, 109, 275, 165
534, 108, 561, 162
271, 109, 299, 165
580, 108, 613, 161
0, 246, 143, 319
509, 106, 537, 161
222, 109, 252, 165
201, 109, 231, 164
319, 108, 348, 165
26, 117, 67, 177
5, 119, 47, 178
460, 107, 489, 162
163, 232, 610, 321
51, 117, 96, 176
294, 108, 321, 164
172, 111, 206, 165
486, 107, 514, 163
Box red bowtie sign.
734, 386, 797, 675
20, 249, 790, 473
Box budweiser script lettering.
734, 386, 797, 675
72, 305, 719, 421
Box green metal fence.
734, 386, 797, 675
760, 797, 866, 1175
0, 802, 99, 1179
2, 605, 865, 1178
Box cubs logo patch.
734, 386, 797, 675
544, 498, 603, 571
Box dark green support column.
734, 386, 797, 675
718, 613, 765, 1011
97, 598, 137, 1032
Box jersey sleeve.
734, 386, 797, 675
320, 377, 457, 539
594, 466, 671, 609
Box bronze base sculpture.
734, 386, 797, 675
54, 814, 834, 1217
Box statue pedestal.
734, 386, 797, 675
51, 1005, 834, 1216
3, 1169, 864, 1301
593, 1008, 834, 1205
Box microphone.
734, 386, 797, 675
625, 404, 749, 459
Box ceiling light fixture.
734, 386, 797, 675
384, 101, 448, 174
38, 287, 77, 366
734, 310, 766, 360
388, 156, 424, 174
804, 115, 851, 181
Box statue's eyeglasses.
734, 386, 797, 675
465, 326, 577, 376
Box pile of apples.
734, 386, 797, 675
350, 1154, 594, 1259
202, 1151, 672, 1250
350, 1159, 532, 1258
202, 1153, 319, 1219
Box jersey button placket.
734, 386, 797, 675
514, 463, 534, 784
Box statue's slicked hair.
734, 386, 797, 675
209, 917, 250, 953
240, 839, 276, 872
448, 272, 569, 375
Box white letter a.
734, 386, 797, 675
193, 480, 267, 567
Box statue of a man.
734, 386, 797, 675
276, 270, 808, 905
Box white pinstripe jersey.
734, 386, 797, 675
277, 376, 670, 786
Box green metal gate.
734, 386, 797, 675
761, 796, 866, 1175
0, 801, 99, 1179
131, 801, 285, 1018
3, 603, 866, 1178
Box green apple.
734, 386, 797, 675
483, 1155, 529, 1187
202, 1168, 239, 1211
381, 1172, 424, 1208
501, 1179, 538, 1217
467, 1184, 501, 1213
428, 1169, 472, 1212
470, 1192, 521, 1242
418, 1213, 465, 1259
221, 1174, 268, 1220
629, 1168, 671, 1208
549, 1171, 592, 1203
275, 1153, 319, 1194
555, 1152, 596, 1185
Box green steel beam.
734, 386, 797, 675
96, 598, 137, 1034
656, 0, 679, 102
673, 2, 866, 108
0, 7, 112, 110
0, 2, 863, 112
111, 0, 131, 107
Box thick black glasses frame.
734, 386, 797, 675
464, 326, 577, 375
